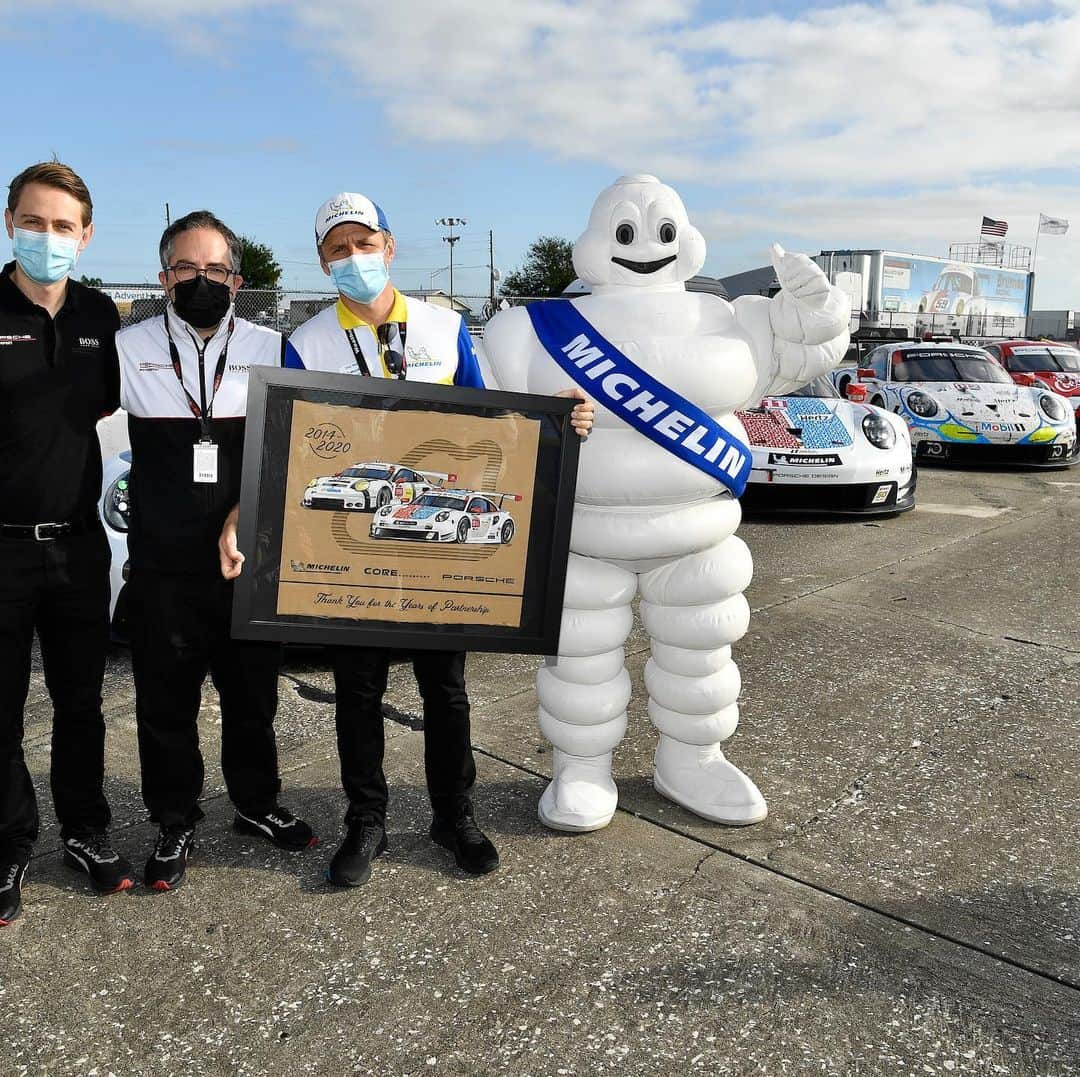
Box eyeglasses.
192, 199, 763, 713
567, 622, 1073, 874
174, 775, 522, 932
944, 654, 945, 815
377, 322, 407, 379
167, 263, 235, 285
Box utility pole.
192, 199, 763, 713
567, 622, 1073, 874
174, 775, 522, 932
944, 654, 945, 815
488, 229, 496, 314
436, 217, 467, 310
165, 202, 171, 226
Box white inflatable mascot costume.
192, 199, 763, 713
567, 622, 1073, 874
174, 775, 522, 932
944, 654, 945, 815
483, 175, 850, 831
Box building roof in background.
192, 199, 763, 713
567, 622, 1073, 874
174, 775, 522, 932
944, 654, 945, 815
562, 274, 730, 298
717, 265, 779, 299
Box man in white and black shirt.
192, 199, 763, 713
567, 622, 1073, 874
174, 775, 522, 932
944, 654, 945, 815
118, 210, 315, 891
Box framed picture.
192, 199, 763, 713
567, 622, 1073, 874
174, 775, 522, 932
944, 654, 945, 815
231, 367, 580, 654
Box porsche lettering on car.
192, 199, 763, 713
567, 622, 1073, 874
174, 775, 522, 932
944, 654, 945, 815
833, 342, 1078, 467
370, 490, 522, 544
983, 340, 1080, 435
736, 375, 916, 514
301, 461, 455, 512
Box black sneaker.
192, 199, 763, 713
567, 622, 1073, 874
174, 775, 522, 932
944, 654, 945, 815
145, 826, 196, 892
326, 823, 387, 887
62, 834, 135, 894
430, 814, 500, 876
233, 806, 317, 851
0, 856, 29, 925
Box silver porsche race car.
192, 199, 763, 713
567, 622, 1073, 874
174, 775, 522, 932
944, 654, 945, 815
302, 461, 455, 512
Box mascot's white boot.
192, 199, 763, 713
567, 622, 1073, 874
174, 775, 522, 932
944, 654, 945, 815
482, 174, 850, 831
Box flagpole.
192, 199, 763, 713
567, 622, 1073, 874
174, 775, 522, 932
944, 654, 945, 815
1031, 214, 1042, 316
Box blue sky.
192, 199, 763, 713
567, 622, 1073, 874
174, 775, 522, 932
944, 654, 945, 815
6, 0, 1079, 306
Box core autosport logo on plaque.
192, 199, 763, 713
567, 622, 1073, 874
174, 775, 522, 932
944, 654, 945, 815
304, 420, 351, 460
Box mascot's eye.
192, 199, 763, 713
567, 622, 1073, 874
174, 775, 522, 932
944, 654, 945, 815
615, 222, 635, 245
658, 221, 677, 244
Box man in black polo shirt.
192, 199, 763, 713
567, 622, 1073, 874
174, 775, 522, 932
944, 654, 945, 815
0, 161, 134, 926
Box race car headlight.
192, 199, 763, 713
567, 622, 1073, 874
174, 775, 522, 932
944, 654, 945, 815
378, 505, 392, 516
351, 480, 369, 491
861, 412, 896, 449
907, 390, 939, 418
306, 479, 318, 488
1039, 394, 1068, 422
103, 473, 131, 532
435, 511, 451, 522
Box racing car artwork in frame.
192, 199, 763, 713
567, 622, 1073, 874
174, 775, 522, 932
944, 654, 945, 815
232, 368, 580, 654
370, 489, 522, 544
736, 375, 916, 515
301, 461, 454, 512
833, 341, 1078, 467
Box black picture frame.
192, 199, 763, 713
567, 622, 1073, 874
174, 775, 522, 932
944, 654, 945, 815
231, 366, 580, 654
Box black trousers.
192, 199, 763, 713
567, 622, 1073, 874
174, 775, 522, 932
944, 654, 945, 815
331, 648, 476, 827
0, 528, 112, 855
129, 568, 282, 828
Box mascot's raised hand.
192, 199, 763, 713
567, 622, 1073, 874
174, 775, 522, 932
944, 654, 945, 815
481, 175, 849, 832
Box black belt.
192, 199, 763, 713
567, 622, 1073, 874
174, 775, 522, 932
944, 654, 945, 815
0, 513, 100, 541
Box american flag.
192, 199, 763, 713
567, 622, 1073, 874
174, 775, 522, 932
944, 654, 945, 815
980, 215, 1008, 238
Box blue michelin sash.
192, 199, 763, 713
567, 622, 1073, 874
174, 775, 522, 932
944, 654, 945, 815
526, 300, 753, 498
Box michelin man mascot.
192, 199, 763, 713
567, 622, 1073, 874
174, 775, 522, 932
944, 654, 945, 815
482, 175, 849, 831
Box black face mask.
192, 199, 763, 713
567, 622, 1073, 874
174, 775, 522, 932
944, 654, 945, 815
172, 275, 232, 330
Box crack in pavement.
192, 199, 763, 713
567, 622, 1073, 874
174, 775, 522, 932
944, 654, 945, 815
467, 742, 1080, 998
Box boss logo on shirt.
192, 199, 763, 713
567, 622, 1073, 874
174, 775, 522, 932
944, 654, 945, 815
77, 336, 101, 349
226, 363, 250, 373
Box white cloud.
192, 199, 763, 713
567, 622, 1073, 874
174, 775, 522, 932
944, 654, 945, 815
270, 0, 1080, 191
16, 0, 1080, 301
35, 0, 1080, 192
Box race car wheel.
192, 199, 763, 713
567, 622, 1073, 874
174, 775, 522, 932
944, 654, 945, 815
376, 488, 391, 509
456, 519, 471, 543
500, 520, 515, 545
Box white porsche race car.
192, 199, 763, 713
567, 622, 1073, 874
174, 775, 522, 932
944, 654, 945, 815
834, 341, 1078, 467
737, 376, 916, 514
370, 489, 522, 544
302, 461, 455, 512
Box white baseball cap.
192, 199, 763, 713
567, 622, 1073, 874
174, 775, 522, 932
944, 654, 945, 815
315, 192, 391, 245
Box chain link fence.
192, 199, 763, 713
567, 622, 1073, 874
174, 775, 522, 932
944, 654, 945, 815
103, 288, 537, 337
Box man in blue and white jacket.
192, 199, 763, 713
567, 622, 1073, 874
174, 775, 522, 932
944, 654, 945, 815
221, 192, 592, 887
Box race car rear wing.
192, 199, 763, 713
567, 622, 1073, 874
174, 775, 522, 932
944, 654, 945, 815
492, 492, 523, 508
413, 469, 457, 484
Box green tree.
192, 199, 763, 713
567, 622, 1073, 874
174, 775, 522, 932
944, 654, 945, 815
79, 274, 103, 287
238, 236, 282, 289
499, 236, 575, 298
237, 236, 282, 322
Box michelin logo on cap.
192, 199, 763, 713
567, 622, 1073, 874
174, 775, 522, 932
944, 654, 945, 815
315, 193, 391, 244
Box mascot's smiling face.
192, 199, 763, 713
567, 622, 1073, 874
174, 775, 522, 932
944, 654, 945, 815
573, 174, 706, 291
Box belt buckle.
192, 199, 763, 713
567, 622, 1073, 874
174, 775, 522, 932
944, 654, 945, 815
33, 522, 59, 541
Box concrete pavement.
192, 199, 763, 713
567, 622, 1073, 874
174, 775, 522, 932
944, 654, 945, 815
2, 463, 1078, 1076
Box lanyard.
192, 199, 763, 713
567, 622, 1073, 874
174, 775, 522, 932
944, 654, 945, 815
164, 312, 235, 438
344, 320, 408, 380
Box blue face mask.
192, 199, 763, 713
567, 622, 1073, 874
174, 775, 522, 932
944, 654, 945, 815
328, 251, 389, 304
12, 227, 81, 285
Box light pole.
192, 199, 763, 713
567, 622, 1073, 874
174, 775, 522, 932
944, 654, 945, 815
436, 217, 467, 310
